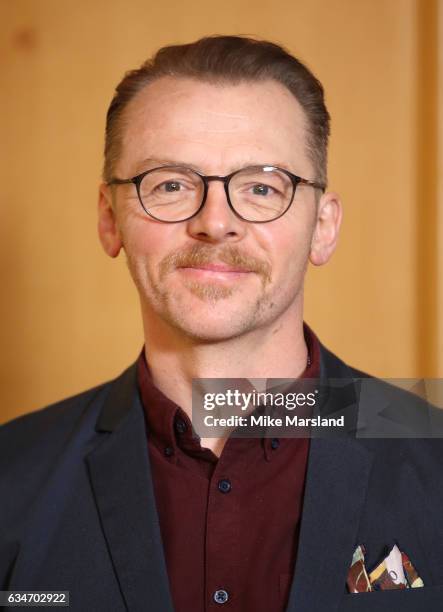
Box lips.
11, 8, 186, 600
176, 263, 253, 282
179, 263, 250, 273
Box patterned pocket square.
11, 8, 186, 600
347, 544, 424, 593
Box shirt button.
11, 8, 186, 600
218, 479, 231, 493
213, 589, 229, 604
164, 446, 174, 457
174, 418, 187, 434
271, 438, 280, 450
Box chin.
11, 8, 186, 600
167, 311, 255, 343
162, 294, 272, 343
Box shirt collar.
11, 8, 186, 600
137, 321, 321, 461
262, 321, 320, 458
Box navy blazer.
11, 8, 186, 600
1, 344, 443, 612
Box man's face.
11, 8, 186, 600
99, 77, 338, 342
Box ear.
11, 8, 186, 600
309, 191, 342, 266
98, 183, 122, 258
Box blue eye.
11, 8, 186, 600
252, 184, 271, 196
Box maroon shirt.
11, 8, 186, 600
137, 324, 320, 611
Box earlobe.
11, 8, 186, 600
309, 191, 342, 266
97, 184, 122, 258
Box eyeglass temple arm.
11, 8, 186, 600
107, 178, 135, 186
298, 177, 326, 192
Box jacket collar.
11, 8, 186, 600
95, 363, 139, 433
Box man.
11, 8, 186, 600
1, 36, 443, 612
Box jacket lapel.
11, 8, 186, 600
86, 365, 174, 612
286, 346, 374, 612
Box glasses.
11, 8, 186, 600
107, 165, 325, 223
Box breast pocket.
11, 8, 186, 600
339, 585, 443, 612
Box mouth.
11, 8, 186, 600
177, 263, 253, 281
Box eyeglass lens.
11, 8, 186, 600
138, 166, 294, 222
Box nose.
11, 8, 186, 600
186, 180, 247, 243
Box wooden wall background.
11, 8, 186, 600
1, 0, 441, 424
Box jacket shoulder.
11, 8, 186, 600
0, 382, 111, 472
320, 342, 443, 450
319, 341, 370, 379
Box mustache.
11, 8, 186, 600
159, 244, 272, 284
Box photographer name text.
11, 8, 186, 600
203, 414, 345, 428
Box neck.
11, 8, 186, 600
141, 303, 308, 420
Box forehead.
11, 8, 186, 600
118, 76, 311, 176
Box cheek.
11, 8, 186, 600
121, 226, 166, 294
120, 215, 172, 262
276, 239, 310, 277
258, 222, 313, 275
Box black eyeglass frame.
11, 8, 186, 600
107, 165, 326, 224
